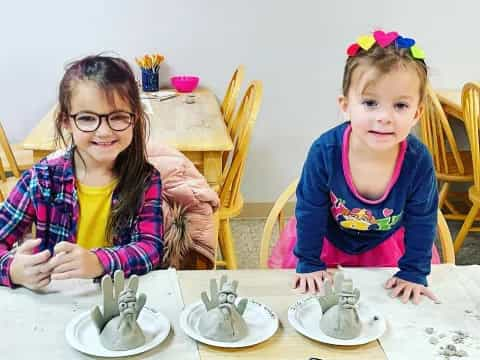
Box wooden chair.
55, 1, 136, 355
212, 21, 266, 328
453, 82, 480, 253
259, 178, 455, 268
419, 84, 473, 220
221, 65, 245, 129
0, 126, 23, 199
216, 80, 263, 269
0, 121, 34, 174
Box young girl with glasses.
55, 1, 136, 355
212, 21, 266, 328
0, 55, 163, 290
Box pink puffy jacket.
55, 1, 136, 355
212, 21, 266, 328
147, 143, 219, 269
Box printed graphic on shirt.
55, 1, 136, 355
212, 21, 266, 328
330, 192, 401, 231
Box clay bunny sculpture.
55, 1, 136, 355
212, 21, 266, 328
198, 274, 248, 342
91, 270, 147, 350
318, 272, 362, 340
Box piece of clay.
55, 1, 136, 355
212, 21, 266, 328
429, 336, 439, 345
318, 272, 362, 340
198, 275, 248, 342
425, 327, 434, 335
439, 344, 468, 358
91, 270, 146, 351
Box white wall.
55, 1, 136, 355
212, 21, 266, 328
1, 1, 480, 201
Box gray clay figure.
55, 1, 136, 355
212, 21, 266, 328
198, 274, 248, 342
318, 272, 362, 340
91, 270, 147, 351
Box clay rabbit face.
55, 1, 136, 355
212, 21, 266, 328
218, 291, 236, 304
117, 289, 139, 333
339, 294, 358, 309
199, 275, 249, 342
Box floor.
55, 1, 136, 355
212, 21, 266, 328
230, 218, 480, 269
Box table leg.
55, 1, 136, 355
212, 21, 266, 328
203, 151, 222, 193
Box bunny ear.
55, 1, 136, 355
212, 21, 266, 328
353, 288, 360, 302
231, 280, 239, 293
136, 293, 146, 319
102, 275, 113, 303
333, 271, 344, 294
323, 279, 333, 296
113, 270, 125, 298
91, 306, 105, 332
236, 298, 248, 316
210, 278, 218, 298
101, 274, 118, 321
220, 275, 228, 289
201, 291, 211, 308
127, 275, 139, 294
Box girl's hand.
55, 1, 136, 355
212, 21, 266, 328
9, 238, 52, 290
47, 242, 104, 280
292, 270, 332, 294
385, 276, 439, 304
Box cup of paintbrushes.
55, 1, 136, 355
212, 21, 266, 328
136, 54, 165, 92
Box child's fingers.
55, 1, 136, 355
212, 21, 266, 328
324, 271, 333, 283
51, 261, 77, 274
23, 263, 51, 280
30, 274, 51, 289
306, 277, 317, 294
422, 287, 439, 303
47, 251, 74, 269
17, 238, 42, 254
400, 286, 413, 303
384, 277, 397, 289
291, 276, 300, 289
32, 271, 51, 284
54, 241, 76, 254
389, 282, 404, 298
315, 277, 325, 293
298, 277, 307, 293
412, 289, 422, 305
23, 249, 51, 267
37, 260, 55, 274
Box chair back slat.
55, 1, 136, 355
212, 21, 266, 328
221, 65, 245, 127
220, 81, 263, 209
420, 84, 465, 175
462, 82, 480, 190
0, 121, 21, 178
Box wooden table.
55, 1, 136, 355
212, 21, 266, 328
22, 88, 233, 190
436, 89, 462, 120
1, 266, 479, 359
0, 269, 198, 360
178, 266, 480, 360
178, 269, 386, 360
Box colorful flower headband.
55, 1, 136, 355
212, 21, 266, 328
346, 30, 425, 60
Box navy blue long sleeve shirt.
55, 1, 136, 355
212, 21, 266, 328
294, 122, 438, 286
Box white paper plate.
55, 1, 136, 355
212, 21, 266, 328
288, 296, 387, 346
65, 307, 170, 357
180, 298, 279, 348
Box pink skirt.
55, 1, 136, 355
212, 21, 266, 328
268, 217, 441, 269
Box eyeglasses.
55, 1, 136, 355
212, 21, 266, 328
69, 111, 135, 132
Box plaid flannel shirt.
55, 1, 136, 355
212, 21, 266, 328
0, 149, 164, 287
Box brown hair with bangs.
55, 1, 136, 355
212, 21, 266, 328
55, 55, 154, 244
342, 43, 428, 103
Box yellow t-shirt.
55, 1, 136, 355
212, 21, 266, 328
76, 179, 117, 249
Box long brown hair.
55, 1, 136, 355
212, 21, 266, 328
55, 55, 154, 244
342, 42, 428, 102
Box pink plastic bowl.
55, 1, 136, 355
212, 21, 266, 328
170, 75, 200, 93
